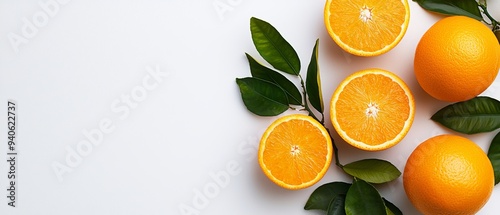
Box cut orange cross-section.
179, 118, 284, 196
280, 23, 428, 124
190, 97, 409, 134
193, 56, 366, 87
324, 0, 410, 56
258, 114, 333, 190
330, 69, 415, 151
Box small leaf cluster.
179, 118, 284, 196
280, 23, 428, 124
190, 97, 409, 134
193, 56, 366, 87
236, 17, 403, 215
236, 17, 323, 121
413, 0, 500, 42
305, 159, 402, 215
431, 96, 500, 184
304, 179, 402, 215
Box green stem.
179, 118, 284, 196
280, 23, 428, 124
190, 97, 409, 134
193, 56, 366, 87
299, 75, 322, 123
326, 127, 343, 168
319, 112, 325, 125
480, 5, 499, 29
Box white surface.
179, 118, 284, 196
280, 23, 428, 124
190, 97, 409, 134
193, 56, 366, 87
0, 0, 499, 214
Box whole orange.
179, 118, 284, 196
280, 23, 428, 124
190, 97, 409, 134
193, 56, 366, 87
414, 16, 500, 102
403, 134, 494, 215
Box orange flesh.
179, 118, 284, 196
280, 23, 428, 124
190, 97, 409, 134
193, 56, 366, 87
262, 119, 329, 185
335, 74, 410, 145
327, 0, 407, 52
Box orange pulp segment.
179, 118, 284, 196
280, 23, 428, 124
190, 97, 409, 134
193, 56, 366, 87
330, 68, 415, 151
324, 0, 410, 56
258, 114, 333, 190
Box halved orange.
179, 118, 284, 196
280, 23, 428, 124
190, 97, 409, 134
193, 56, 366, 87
258, 114, 333, 190
324, 0, 410, 56
330, 68, 415, 151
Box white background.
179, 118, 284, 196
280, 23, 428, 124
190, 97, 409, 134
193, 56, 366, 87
0, 0, 499, 214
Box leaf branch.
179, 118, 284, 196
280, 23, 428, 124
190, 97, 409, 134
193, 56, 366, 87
480, 4, 499, 30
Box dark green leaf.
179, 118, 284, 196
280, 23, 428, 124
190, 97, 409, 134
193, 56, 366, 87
345, 179, 386, 215
327, 194, 346, 215
235, 77, 288, 116
487, 132, 500, 185
246, 53, 302, 105
413, 0, 483, 21
304, 182, 351, 211
383, 198, 403, 215
306, 39, 324, 113
431, 96, 500, 134
250, 17, 300, 75
342, 159, 401, 184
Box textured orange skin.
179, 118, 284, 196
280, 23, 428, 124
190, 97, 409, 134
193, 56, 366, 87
403, 134, 494, 215
414, 16, 500, 102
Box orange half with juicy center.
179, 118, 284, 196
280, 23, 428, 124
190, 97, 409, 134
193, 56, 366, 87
330, 69, 415, 151
324, 0, 410, 56
258, 114, 333, 190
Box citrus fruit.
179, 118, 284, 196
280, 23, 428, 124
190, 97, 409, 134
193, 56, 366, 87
403, 134, 494, 215
330, 68, 415, 151
258, 114, 333, 190
414, 16, 500, 102
324, 0, 410, 56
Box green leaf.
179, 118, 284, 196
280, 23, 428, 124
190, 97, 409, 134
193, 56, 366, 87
487, 132, 500, 185
250, 17, 301, 75
246, 53, 302, 105
235, 77, 289, 116
304, 182, 351, 211
327, 194, 346, 215
383, 198, 403, 215
342, 159, 401, 184
345, 179, 386, 215
431, 96, 500, 134
413, 0, 483, 21
306, 39, 324, 113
